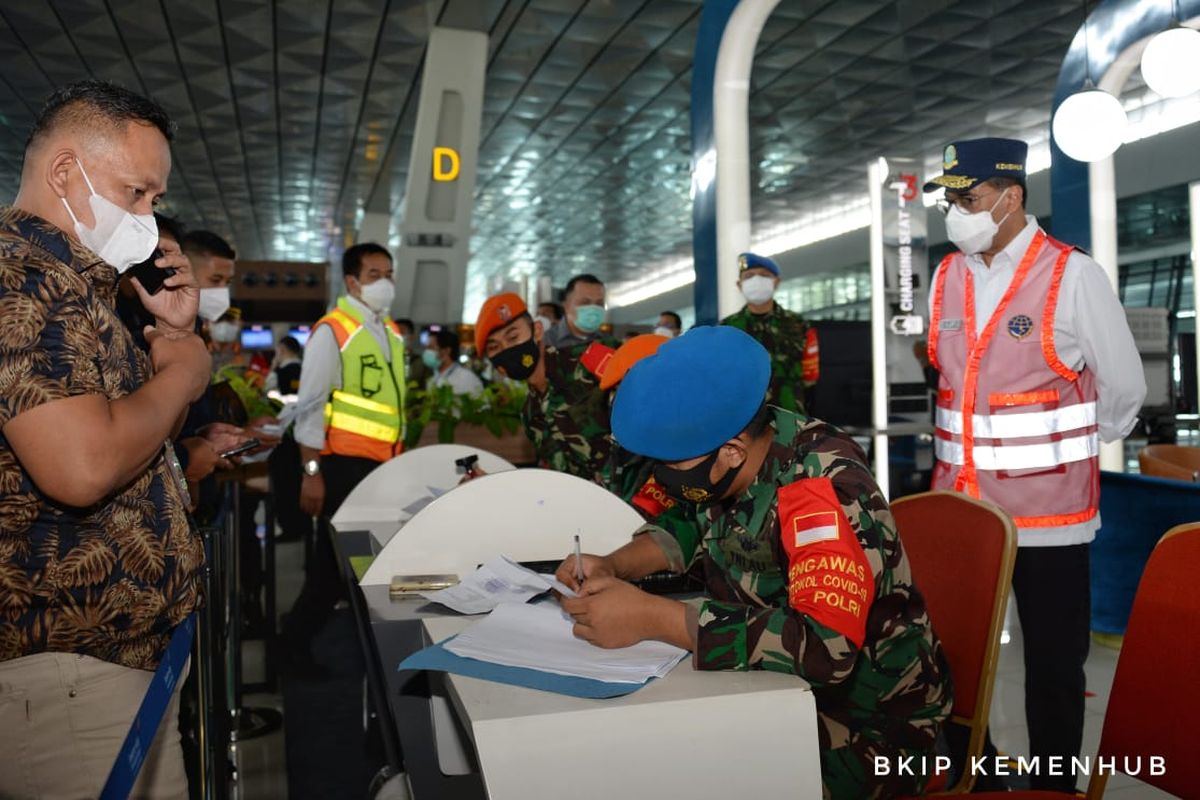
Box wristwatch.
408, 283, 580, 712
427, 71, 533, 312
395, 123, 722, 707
303, 458, 321, 477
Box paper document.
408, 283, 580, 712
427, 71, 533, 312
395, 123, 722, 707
421, 555, 576, 614
445, 601, 687, 684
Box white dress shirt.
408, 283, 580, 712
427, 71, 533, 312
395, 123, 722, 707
429, 362, 484, 396
932, 216, 1147, 546
293, 295, 399, 451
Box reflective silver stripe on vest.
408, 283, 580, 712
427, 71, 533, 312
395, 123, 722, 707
934, 432, 1099, 470
935, 401, 1097, 439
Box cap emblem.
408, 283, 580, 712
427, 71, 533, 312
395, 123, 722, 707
943, 144, 958, 170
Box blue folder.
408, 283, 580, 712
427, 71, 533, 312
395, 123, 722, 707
398, 638, 654, 699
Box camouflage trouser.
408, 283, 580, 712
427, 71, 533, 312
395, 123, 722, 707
822, 737, 935, 800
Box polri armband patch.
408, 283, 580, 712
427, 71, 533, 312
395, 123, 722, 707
580, 342, 615, 379
777, 477, 875, 648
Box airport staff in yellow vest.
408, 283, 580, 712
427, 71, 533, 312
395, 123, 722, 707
295, 242, 407, 518
285, 242, 407, 674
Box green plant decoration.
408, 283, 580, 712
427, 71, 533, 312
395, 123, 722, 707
404, 379, 528, 450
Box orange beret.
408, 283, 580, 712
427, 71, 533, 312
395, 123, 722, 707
599, 333, 668, 391
474, 292, 528, 355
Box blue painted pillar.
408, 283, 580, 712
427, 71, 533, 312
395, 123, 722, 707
1050, 0, 1199, 249
690, 0, 739, 326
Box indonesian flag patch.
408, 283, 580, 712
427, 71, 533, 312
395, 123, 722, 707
777, 477, 875, 648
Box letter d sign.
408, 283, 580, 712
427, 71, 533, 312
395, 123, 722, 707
433, 147, 460, 182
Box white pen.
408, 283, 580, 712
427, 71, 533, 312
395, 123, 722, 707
574, 534, 584, 586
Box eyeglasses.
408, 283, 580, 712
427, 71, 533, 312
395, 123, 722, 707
936, 191, 993, 216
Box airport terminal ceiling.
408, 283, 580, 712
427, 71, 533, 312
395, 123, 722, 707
0, 0, 1093, 297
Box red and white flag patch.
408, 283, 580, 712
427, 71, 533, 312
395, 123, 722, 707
792, 511, 840, 548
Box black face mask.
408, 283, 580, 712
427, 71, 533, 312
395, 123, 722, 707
653, 448, 740, 506
491, 338, 540, 381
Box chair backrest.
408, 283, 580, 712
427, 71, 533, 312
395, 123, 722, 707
1138, 444, 1200, 482
890, 491, 1017, 732
1092, 522, 1200, 798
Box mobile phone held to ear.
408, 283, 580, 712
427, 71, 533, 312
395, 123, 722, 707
218, 439, 260, 460
129, 248, 176, 295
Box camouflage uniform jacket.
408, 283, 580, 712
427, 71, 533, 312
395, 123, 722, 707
520, 340, 616, 483
722, 303, 819, 414
642, 408, 951, 798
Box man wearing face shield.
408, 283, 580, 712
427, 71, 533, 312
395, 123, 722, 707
543, 273, 609, 350
722, 252, 819, 414
475, 292, 616, 482
0, 80, 209, 797
555, 326, 951, 799
924, 138, 1144, 791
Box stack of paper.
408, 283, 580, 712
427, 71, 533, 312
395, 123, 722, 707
445, 601, 687, 684
421, 555, 576, 615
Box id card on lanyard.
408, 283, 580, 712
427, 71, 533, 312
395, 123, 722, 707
163, 439, 190, 500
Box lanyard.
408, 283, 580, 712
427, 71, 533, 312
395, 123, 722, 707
99, 613, 196, 800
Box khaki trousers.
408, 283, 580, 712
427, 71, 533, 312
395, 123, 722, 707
0, 652, 188, 800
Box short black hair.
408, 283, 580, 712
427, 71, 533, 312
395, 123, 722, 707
27, 79, 175, 150
396, 318, 415, 335
740, 403, 773, 439
659, 311, 682, 330
432, 328, 460, 359
278, 335, 303, 357
343, 242, 392, 279
564, 273, 604, 300
181, 230, 236, 260
154, 213, 186, 244
538, 301, 564, 322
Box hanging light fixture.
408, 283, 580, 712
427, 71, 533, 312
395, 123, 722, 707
1052, 0, 1129, 162
1053, 87, 1129, 162
1140, 0, 1200, 100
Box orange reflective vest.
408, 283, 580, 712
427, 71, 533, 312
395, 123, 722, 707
314, 297, 407, 462
928, 230, 1099, 531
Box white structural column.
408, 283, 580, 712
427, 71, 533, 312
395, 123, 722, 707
1191, 181, 1200, 419
1088, 43, 1145, 471
395, 27, 487, 325
867, 158, 889, 497
713, 0, 780, 320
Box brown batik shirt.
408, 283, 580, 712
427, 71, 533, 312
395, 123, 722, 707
0, 207, 202, 671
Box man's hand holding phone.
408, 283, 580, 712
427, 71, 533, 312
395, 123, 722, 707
133, 243, 199, 333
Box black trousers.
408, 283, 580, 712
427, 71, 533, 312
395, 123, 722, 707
947, 543, 1090, 792
269, 433, 315, 541
1012, 543, 1091, 791
284, 454, 379, 648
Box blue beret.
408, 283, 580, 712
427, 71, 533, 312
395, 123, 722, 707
738, 252, 779, 277
612, 326, 770, 461
923, 137, 1027, 193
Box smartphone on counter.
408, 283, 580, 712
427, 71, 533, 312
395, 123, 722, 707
128, 248, 176, 295
219, 439, 261, 460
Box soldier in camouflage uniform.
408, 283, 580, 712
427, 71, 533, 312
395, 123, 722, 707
722, 251, 819, 414
475, 292, 616, 482
558, 327, 951, 799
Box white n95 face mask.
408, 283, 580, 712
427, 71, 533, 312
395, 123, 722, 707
198, 287, 231, 322
740, 275, 776, 306
60, 159, 159, 273
653, 326, 676, 338
944, 187, 1012, 255
360, 277, 396, 314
